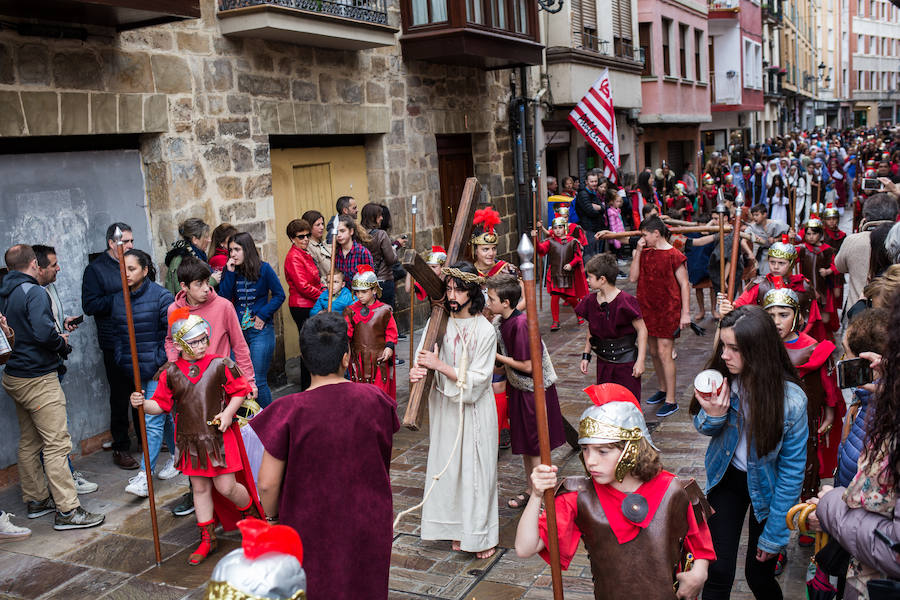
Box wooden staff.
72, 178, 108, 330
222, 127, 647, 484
532, 178, 543, 310
600, 224, 734, 240
409, 195, 417, 365
326, 216, 339, 312
716, 207, 727, 294
789, 186, 796, 230
816, 177, 823, 215
517, 233, 564, 600
726, 203, 745, 302
114, 227, 161, 565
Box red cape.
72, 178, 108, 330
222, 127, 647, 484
212, 421, 264, 530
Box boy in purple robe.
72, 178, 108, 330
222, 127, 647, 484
251, 312, 399, 600
486, 274, 566, 510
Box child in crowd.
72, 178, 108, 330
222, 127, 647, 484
629, 217, 691, 417
746, 203, 788, 275
794, 215, 840, 334
131, 308, 262, 565
515, 383, 714, 599
606, 194, 628, 259
486, 274, 565, 510
576, 254, 646, 401
344, 265, 398, 399
310, 270, 354, 316
820, 203, 846, 307
407, 246, 446, 301
698, 175, 719, 215
666, 181, 694, 222
535, 214, 588, 331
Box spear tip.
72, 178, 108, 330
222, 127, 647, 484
113, 227, 123, 243
517, 233, 534, 262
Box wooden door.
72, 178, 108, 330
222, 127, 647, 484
436, 135, 474, 250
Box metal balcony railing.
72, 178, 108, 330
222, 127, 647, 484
218, 0, 389, 25
709, 0, 739, 10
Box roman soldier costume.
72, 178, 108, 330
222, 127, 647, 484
537, 384, 715, 599
344, 265, 398, 399
666, 181, 694, 222
821, 203, 846, 253
762, 282, 843, 499
414, 245, 447, 301
795, 215, 840, 333
734, 235, 824, 339
536, 212, 589, 329
721, 174, 738, 206
555, 204, 589, 246
698, 175, 719, 215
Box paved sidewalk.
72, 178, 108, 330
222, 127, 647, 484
0, 276, 815, 599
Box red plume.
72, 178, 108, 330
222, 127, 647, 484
781, 234, 789, 245
582, 384, 641, 412
473, 207, 501, 234
168, 306, 191, 329
237, 518, 303, 565
356, 264, 375, 275
825, 202, 834, 209
431, 245, 446, 254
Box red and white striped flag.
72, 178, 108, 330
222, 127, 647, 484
568, 68, 620, 183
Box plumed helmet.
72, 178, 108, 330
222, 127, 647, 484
169, 306, 210, 358
725, 173, 733, 183
551, 212, 568, 228
206, 519, 306, 600
351, 264, 381, 294
865, 169, 877, 178
742, 165, 751, 173
426, 245, 447, 266
471, 207, 501, 246
767, 234, 797, 264
556, 204, 571, 219
675, 181, 686, 194
866, 159, 876, 168
762, 276, 802, 331
823, 203, 839, 219
806, 214, 824, 230
703, 174, 714, 185
578, 384, 657, 482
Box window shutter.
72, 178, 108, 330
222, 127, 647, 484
572, 0, 583, 47
614, 0, 632, 42
583, 0, 598, 33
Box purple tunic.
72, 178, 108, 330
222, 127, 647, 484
499, 311, 566, 456
250, 382, 399, 600
574, 291, 643, 401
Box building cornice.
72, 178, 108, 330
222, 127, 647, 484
546, 47, 645, 75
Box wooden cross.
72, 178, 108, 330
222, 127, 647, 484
401, 177, 481, 430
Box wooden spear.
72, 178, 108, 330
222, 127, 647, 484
789, 186, 796, 231
715, 203, 729, 295
532, 178, 543, 310
599, 224, 734, 240
409, 195, 417, 365
114, 227, 161, 565
726, 198, 746, 302
326, 215, 339, 312
517, 233, 564, 600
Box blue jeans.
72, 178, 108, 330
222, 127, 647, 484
244, 322, 275, 408
380, 279, 396, 309
140, 380, 176, 474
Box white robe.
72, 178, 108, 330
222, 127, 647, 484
418, 314, 499, 552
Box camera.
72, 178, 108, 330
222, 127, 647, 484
862, 178, 883, 192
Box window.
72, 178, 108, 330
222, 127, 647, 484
662, 17, 672, 76
612, 0, 634, 59
572, 0, 599, 51
412, 0, 448, 24
679, 24, 689, 78
857, 70, 862, 89
466, 0, 484, 24
694, 30, 703, 81
857, 33, 864, 53
639, 22, 652, 75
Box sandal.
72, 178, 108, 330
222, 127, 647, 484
507, 492, 528, 509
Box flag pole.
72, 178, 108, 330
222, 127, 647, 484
518, 234, 564, 600
409, 195, 416, 366
327, 217, 339, 312
114, 228, 161, 566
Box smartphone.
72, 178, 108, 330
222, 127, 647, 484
836, 357, 874, 389
69, 315, 84, 326
862, 178, 884, 192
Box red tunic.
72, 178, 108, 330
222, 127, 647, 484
344, 300, 398, 399
636, 247, 687, 338
786, 333, 845, 477
535, 234, 589, 300
666, 194, 694, 221
795, 241, 840, 332
823, 227, 846, 253
152, 354, 253, 477
538, 471, 715, 570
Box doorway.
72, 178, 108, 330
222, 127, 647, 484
436, 134, 474, 250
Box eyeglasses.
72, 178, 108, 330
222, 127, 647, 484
294, 233, 310, 240
186, 336, 210, 348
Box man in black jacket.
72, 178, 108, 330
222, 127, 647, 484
81, 222, 139, 470
0, 244, 104, 530
575, 171, 607, 260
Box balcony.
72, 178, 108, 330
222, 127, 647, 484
761, 0, 782, 24
709, 0, 740, 15
217, 0, 398, 50
399, 0, 542, 69
0, 0, 200, 30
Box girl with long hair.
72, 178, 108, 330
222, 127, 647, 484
219, 232, 286, 408
301, 209, 331, 278
360, 203, 399, 308
692, 305, 808, 599
333, 215, 374, 284
208, 223, 238, 273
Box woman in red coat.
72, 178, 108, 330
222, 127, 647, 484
284, 218, 323, 390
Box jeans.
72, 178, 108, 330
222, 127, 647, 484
703, 465, 782, 600
289, 306, 311, 391
140, 381, 175, 474
244, 322, 275, 408
102, 349, 139, 451
379, 279, 396, 309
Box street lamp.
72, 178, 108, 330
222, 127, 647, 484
537, 0, 564, 12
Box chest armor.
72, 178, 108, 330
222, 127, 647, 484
346, 303, 392, 383
755, 276, 814, 321
548, 238, 576, 289
563, 476, 689, 600
164, 357, 238, 470
797, 246, 834, 304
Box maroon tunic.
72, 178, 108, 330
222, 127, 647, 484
498, 311, 566, 456
575, 291, 642, 401
250, 382, 399, 600
636, 247, 687, 338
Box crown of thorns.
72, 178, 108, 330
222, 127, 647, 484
441, 267, 485, 285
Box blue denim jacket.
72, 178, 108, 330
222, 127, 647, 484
693, 381, 809, 554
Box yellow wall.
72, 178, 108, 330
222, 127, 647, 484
271, 145, 369, 358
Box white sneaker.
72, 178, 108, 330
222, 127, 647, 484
125, 471, 149, 498
0, 511, 32, 542
157, 457, 179, 480
72, 471, 98, 495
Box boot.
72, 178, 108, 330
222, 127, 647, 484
239, 499, 261, 520
188, 520, 217, 566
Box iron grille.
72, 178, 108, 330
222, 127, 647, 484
219, 0, 389, 26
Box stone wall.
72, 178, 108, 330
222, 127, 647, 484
0, 0, 519, 354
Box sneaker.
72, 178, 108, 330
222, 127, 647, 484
72, 471, 98, 495
101, 440, 113, 450
125, 471, 149, 498
0, 512, 32, 542
172, 491, 195, 517
396, 358, 406, 365
26, 496, 55, 519
774, 551, 786, 576
656, 402, 680, 418
53, 506, 105, 530
645, 390, 667, 405
498, 429, 511, 450
157, 458, 180, 481
550, 322, 560, 332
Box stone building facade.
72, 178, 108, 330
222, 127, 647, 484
0, 0, 526, 467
